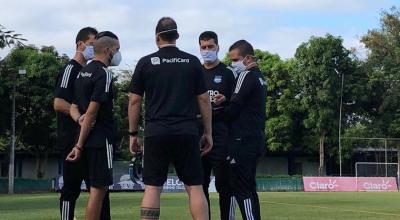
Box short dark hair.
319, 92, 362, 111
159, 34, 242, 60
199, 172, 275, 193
229, 40, 254, 57
75, 27, 98, 44
155, 17, 178, 42
96, 31, 118, 40
93, 31, 119, 54
199, 31, 218, 45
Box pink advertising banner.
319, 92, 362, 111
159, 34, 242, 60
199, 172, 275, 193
303, 177, 398, 192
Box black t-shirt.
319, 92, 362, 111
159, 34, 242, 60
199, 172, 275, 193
230, 67, 267, 138
130, 46, 207, 137
202, 62, 235, 158
54, 59, 82, 150
72, 60, 115, 148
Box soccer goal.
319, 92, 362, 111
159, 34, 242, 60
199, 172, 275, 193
355, 162, 399, 181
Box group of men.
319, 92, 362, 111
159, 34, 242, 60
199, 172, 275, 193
54, 17, 266, 220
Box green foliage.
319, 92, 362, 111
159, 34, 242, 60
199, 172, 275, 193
0, 45, 68, 177
0, 25, 26, 49
358, 6, 400, 138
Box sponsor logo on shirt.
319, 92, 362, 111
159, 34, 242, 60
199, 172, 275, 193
151, 57, 160, 65
78, 72, 92, 78
213, 75, 222, 84
161, 58, 190, 63
208, 90, 220, 103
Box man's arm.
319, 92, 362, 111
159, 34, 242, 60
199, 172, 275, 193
128, 93, 142, 132
197, 92, 213, 156
69, 103, 81, 123
54, 98, 71, 115
223, 71, 253, 121
66, 102, 99, 162
75, 102, 99, 147
128, 93, 142, 153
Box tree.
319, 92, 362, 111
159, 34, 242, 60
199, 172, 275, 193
294, 34, 355, 175
360, 6, 400, 138
0, 25, 26, 49
255, 50, 301, 152
1, 45, 68, 178
0, 24, 26, 152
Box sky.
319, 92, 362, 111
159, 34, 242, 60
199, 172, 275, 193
0, 0, 398, 69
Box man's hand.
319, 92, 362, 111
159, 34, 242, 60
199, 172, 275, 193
200, 133, 213, 156
78, 114, 96, 128
129, 136, 139, 154
78, 114, 85, 126
214, 94, 226, 105
66, 146, 82, 162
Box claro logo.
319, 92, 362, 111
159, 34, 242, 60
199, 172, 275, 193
309, 179, 338, 190
363, 179, 392, 190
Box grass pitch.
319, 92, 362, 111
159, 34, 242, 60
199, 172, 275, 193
1, 192, 400, 219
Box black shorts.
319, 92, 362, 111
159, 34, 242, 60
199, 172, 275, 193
143, 135, 203, 186
80, 139, 114, 188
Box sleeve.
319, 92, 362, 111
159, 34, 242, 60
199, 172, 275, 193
54, 64, 75, 102
193, 58, 207, 96
91, 68, 112, 103
129, 58, 145, 96
223, 71, 254, 121
225, 68, 236, 101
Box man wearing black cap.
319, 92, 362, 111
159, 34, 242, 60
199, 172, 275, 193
128, 17, 212, 220
198, 31, 236, 220
66, 31, 121, 220
224, 40, 267, 220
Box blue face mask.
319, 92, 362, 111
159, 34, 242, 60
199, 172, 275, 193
200, 50, 218, 63
79, 44, 94, 60
231, 59, 247, 75
109, 50, 122, 66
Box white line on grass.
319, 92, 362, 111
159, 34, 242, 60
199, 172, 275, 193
261, 201, 400, 217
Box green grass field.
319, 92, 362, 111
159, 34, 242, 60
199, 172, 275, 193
1, 192, 400, 219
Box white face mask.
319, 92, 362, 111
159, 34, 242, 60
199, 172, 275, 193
109, 50, 122, 66
200, 50, 218, 63
78, 44, 94, 60
231, 59, 247, 75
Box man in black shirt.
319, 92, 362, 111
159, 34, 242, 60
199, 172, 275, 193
54, 27, 111, 220
66, 31, 121, 220
224, 40, 267, 220
198, 31, 236, 220
128, 17, 212, 220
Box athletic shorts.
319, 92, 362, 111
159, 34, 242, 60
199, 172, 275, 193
81, 139, 114, 188
143, 135, 203, 186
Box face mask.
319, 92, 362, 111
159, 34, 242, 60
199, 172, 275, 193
231, 59, 247, 75
109, 50, 122, 66
200, 50, 218, 63
78, 44, 94, 60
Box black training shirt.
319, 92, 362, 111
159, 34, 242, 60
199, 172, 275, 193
72, 60, 115, 148
202, 62, 235, 158
228, 67, 267, 138
130, 46, 207, 137
54, 59, 82, 150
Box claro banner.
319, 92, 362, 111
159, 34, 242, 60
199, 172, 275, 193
303, 177, 398, 192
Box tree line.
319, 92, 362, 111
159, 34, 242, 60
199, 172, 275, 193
1, 7, 399, 177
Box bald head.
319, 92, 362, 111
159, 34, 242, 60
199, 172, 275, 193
94, 36, 119, 55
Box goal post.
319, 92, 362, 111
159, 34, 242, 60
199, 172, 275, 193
355, 162, 400, 187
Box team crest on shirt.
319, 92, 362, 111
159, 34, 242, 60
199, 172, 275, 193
259, 78, 267, 86
213, 75, 222, 84
151, 57, 160, 65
